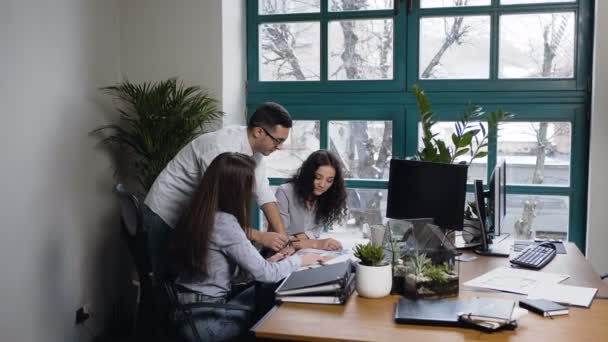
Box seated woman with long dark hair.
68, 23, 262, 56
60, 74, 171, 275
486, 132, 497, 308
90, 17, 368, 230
173, 152, 322, 341
276, 150, 348, 251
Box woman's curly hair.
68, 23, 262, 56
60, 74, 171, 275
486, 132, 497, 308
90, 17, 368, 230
287, 150, 347, 226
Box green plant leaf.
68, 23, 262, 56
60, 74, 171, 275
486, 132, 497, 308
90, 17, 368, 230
92, 78, 223, 190
474, 151, 489, 159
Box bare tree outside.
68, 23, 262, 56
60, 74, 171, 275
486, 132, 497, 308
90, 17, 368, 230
514, 13, 571, 239
259, 0, 396, 228
420, 0, 471, 79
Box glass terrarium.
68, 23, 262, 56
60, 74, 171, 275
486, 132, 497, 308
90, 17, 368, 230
390, 220, 459, 299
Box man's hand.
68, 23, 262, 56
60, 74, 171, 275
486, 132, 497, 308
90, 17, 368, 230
316, 238, 342, 251
258, 231, 288, 251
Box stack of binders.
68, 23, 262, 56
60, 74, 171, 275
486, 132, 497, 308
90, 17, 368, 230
275, 261, 355, 305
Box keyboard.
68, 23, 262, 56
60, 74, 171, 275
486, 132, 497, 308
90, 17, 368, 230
510, 243, 556, 270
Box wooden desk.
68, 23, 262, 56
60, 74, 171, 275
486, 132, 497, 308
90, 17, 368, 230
253, 242, 608, 341
459, 242, 608, 297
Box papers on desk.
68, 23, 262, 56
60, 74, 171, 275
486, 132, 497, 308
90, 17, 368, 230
463, 267, 569, 295
295, 248, 358, 271
465, 267, 598, 307
528, 283, 597, 308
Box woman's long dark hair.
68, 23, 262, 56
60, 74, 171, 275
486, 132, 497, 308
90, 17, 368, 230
287, 150, 347, 226
173, 152, 256, 277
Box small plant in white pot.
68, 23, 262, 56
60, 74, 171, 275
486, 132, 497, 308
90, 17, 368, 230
353, 243, 392, 298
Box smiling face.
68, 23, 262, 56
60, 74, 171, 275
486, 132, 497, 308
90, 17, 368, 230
312, 165, 336, 197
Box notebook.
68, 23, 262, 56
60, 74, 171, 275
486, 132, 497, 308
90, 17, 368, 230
519, 298, 569, 317
460, 297, 517, 325
395, 297, 518, 332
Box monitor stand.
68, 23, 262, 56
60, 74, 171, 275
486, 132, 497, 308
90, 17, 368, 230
453, 231, 481, 249
474, 236, 511, 257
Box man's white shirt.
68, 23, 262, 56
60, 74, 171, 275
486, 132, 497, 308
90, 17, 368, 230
144, 125, 275, 228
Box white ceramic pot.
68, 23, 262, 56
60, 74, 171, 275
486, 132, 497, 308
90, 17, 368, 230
356, 263, 392, 298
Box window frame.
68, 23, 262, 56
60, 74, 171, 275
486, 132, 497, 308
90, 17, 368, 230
408, 0, 593, 91
246, 0, 593, 251
247, 0, 408, 93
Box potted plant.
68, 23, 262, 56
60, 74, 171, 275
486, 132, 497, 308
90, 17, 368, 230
353, 243, 392, 298
398, 223, 460, 299
413, 84, 513, 165
91, 78, 223, 192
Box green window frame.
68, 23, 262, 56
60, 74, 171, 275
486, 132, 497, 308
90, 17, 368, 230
246, 0, 593, 251
247, 0, 407, 92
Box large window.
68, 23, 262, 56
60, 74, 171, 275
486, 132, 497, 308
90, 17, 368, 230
247, 0, 592, 250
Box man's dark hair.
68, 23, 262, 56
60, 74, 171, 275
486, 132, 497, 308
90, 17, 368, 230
247, 102, 292, 129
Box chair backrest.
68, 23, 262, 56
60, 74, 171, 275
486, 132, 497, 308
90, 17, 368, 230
114, 183, 143, 236
114, 183, 179, 339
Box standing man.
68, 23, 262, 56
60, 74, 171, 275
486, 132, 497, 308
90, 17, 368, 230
144, 102, 291, 251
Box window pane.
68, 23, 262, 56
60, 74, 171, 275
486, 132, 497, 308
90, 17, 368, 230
501, 0, 575, 5
419, 16, 491, 79
502, 194, 569, 240
421, 0, 491, 8
418, 121, 488, 183
499, 13, 575, 79
266, 120, 321, 178
328, 19, 394, 80
259, 0, 320, 14
497, 122, 571, 186
329, 0, 393, 11
261, 185, 279, 231
329, 121, 393, 179
331, 188, 388, 235
259, 22, 320, 81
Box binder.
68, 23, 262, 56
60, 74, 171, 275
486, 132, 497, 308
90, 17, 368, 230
275, 261, 353, 295
277, 272, 356, 305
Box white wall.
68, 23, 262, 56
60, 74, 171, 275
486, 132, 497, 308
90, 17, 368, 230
222, 0, 247, 126
0, 1, 124, 341
120, 0, 246, 126
586, 1, 608, 274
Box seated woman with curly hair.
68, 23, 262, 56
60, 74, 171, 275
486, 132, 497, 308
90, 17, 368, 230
275, 150, 348, 251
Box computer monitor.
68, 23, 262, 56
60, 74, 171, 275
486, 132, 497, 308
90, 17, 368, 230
473, 179, 509, 257
386, 159, 468, 231
487, 160, 507, 237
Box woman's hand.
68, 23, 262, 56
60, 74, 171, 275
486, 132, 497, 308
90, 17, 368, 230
267, 252, 287, 262
256, 231, 288, 251
299, 253, 323, 266
316, 238, 342, 251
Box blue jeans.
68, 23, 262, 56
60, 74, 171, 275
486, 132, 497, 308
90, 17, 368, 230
178, 285, 255, 342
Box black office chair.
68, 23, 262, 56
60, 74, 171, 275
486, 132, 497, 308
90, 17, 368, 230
602, 273, 607, 280
114, 183, 255, 342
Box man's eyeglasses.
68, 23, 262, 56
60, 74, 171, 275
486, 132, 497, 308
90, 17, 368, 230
259, 126, 286, 146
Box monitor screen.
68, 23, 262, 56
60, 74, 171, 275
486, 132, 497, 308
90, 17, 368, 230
386, 159, 468, 230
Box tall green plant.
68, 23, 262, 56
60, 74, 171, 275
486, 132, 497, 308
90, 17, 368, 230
91, 78, 223, 190
412, 85, 513, 164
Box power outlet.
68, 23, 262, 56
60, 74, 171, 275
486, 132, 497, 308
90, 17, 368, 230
75, 306, 90, 325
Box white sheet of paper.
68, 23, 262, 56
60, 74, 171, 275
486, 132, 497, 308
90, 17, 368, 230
527, 283, 598, 307
463, 267, 569, 294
